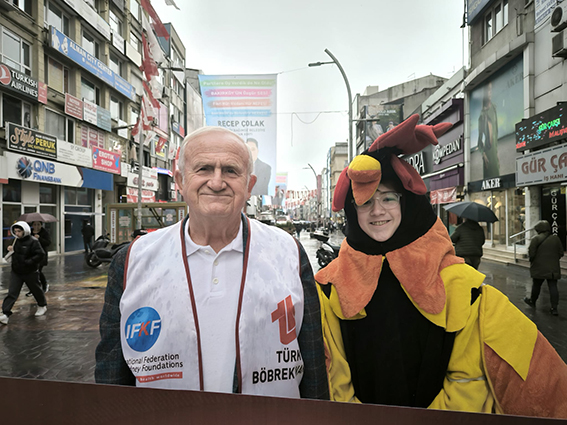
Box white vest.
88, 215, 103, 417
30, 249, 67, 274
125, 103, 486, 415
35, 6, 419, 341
120, 217, 305, 397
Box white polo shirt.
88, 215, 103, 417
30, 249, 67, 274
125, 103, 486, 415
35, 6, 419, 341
184, 219, 243, 393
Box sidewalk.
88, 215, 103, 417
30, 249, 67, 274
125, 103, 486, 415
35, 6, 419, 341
0, 236, 566, 386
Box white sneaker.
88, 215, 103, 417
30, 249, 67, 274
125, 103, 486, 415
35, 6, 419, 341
35, 306, 47, 317
0, 313, 8, 325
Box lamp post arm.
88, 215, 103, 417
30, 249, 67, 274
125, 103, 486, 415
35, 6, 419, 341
324, 49, 353, 162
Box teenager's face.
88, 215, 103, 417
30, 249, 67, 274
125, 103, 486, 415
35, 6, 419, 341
13, 228, 24, 238
356, 183, 402, 242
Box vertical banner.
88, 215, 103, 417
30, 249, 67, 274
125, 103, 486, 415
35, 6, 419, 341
198, 74, 277, 197
274, 172, 288, 207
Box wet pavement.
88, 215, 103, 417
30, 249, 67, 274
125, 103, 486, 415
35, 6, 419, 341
0, 232, 566, 385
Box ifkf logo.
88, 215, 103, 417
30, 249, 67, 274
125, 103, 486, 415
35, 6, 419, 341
271, 295, 296, 345
125, 307, 162, 352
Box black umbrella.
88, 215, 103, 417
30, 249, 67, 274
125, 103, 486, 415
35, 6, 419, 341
443, 202, 498, 223
17, 212, 58, 223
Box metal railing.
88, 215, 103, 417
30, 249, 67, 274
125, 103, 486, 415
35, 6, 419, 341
509, 227, 534, 263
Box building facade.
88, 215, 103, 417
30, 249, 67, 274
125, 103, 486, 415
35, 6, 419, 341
0, 0, 186, 256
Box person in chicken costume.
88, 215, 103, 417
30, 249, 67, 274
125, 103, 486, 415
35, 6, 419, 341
316, 114, 567, 417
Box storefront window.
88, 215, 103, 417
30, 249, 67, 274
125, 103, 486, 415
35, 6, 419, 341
77, 188, 90, 205
65, 187, 77, 205
490, 191, 507, 245
40, 184, 56, 203
468, 191, 492, 242
509, 188, 526, 245
3, 180, 21, 202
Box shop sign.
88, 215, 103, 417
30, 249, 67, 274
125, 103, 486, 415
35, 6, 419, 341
430, 187, 457, 205
81, 125, 105, 149
5, 151, 81, 186
111, 31, 125, 55
433, 138, 461, 165
83, 99, 98, 125
65, 93, 83, 120
127, 187, 156, 203
404, 152, 426, 175
516, 144, 567, 186
0, 62, 38, 101
57, 140, 93, 168
172, 121, 185, 137
127, 169, 159, 191
515, 104, 567, 152
49, 26, 136, 100
92, 146, 120, 174
97, 106, 112, 132
467, 0, 491, 24
7, 122, 57, 159
38, 82, 48, 104
481, 177, 501, 190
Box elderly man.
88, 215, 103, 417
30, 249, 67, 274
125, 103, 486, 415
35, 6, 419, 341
95, 127, 329, 400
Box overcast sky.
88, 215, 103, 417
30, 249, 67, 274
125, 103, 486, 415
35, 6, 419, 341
153, 0, 468, 191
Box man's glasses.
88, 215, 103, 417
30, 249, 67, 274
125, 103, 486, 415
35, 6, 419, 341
353, 192, 402, 212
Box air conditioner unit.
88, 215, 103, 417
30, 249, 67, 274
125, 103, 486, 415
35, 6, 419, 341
551, 3, 567, 32
552, 30, 567, 58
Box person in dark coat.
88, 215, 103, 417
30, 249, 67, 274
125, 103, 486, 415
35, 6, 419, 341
450, 218, 486, 269
82, 221, 95, 253
524, 220, 564, 316
0, 222, 47, 325
30, 221, 51, 293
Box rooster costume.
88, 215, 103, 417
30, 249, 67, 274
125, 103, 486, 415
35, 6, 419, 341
315, 114, 567, 417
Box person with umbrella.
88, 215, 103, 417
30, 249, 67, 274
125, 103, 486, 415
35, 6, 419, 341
450, 218, 485, 270
316, 114, 567, 417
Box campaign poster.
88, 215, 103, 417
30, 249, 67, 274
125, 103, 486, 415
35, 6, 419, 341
198, 74, 277, 197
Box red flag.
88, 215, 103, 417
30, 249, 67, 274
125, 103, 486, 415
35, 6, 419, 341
156, 136, 167, 153
141, 32, 159, 80
140, 0, 170, 40
142, 80, 160, 108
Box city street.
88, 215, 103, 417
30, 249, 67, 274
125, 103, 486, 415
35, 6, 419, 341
0, 231, 566, 385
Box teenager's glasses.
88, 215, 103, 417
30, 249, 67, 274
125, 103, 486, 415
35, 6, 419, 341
353, 192, 402, 212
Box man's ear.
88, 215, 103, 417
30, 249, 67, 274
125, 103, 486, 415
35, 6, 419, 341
247, 175, 257, 196
174, 169, 184, 192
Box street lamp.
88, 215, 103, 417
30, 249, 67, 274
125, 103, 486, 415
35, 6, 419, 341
308, 49, 353, 162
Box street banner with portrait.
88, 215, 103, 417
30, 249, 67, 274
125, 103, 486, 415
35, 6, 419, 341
469, 56, 524, 181
198, 74, 277, 197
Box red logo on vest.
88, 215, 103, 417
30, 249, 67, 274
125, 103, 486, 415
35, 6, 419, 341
0, 65, 12, 86
271, 295, 297, 345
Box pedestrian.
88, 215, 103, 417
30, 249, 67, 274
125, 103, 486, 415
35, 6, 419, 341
316, 114, 567, 417
0, 222, 48, 325
26, 221, 51, 295
95, 126, 329, 400
81, 221, 95, 253
450, 218, 485, 269
524, 220, 564, 316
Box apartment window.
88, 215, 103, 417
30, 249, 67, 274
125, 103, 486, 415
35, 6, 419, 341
109, 54, 122, 76
13, 0, 32, 15
1, 93, 31, 128
45, 109, 74, 143
45, 56, 69, 93
130, 0, 140, 21
129, 30, 141, 53
171, 46, 183, 69
130, 107, 139, 126
109, 10, 123, 36
0, 28, 31, 76
45, 0, 70, 36
484, 0, 508, 44
110, 96, 123, 121
81, 77, 100, 105
82, 31, 100, 59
